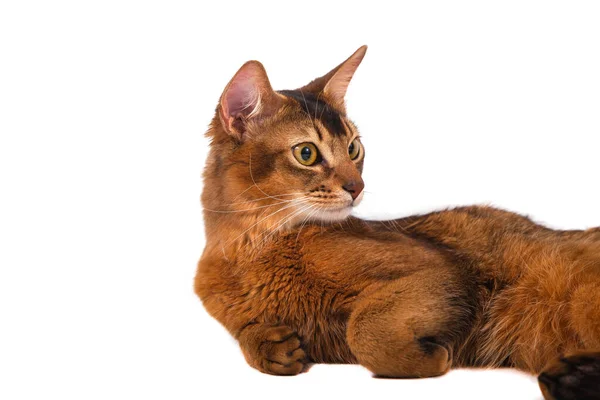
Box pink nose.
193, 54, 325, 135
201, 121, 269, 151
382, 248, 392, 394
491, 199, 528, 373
342, 180, 364, 200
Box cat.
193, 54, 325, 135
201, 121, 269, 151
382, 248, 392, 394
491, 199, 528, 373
195, 46, 600, 400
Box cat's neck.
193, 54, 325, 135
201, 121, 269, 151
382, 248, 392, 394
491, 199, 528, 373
202, 204, 304, 259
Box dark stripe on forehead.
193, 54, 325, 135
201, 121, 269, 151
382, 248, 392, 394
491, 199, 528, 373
314, 124, 324, 141
341, 118, 354, 137
278, 89, 346, 137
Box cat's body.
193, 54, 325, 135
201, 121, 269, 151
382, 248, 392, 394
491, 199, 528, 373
196, 47, 600, 400
198, 203, 600, 372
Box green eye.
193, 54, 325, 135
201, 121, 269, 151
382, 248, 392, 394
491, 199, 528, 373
349, 139, 360, 160
293, 143, 318, 166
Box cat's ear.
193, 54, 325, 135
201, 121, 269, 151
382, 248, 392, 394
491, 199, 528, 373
219, 61, 282, 140
302, 45, 367, 112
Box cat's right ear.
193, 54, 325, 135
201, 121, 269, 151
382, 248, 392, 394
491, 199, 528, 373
219, 61, 281, 141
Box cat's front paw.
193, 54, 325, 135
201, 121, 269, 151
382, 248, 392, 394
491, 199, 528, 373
240, 324, 307, 375
538, 351, 600, 400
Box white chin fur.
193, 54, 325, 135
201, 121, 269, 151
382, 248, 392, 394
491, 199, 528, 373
310, 207, 353, 222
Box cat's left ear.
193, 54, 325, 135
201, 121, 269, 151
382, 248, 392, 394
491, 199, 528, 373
302, 45, 367, 112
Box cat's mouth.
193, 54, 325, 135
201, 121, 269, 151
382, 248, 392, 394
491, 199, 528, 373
304, 191, 363, 222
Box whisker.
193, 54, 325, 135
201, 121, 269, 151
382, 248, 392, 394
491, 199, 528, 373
294, 205, 315, 237
314, 90, 322, 123
226, 198, 311, 247
258, 203, 314, 248
248, 152, 299, 203
295, 205, 319, 245
225, 192, 303, 206
319, 92, 327, 120
299, 89, 318, 132
204, 195, 311, 213
202, 200, 290, 214
230, 183, 258, 202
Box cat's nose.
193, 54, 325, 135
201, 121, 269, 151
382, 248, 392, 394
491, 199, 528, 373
342, 180, 364, 200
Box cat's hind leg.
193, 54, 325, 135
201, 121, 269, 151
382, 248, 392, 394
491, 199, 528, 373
538, 351, 600, 400
570, 282, 600, 349
346, 270, 473, 378
539, 266, 600, 399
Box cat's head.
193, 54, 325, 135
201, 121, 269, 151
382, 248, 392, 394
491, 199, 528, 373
203, 46, 367, 226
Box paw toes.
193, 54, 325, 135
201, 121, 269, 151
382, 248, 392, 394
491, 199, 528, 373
265, 360, 305, 376
260, 337, 303, 364
254, 325, 307, 375
287, 347, 305, 360
263, 346, 305, 365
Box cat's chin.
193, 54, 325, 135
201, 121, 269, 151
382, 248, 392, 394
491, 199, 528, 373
310, 206, 353, 223
305, 192, 362, 223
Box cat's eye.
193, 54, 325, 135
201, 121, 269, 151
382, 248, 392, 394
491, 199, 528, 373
292, 143, 319, 166
348, 139, 361, 160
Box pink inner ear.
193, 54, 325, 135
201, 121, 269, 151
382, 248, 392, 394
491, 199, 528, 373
325, 59, 361, 104
223, 70, 260, 120
324, 45, 367, 108
327, 67, 355, 101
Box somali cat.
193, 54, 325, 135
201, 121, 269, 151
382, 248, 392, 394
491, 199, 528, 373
195, 46, 600, 400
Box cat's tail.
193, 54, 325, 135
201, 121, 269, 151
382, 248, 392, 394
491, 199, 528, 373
538, 351, 600, 400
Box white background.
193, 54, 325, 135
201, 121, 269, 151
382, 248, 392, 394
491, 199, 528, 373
1, 1, 599, 399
